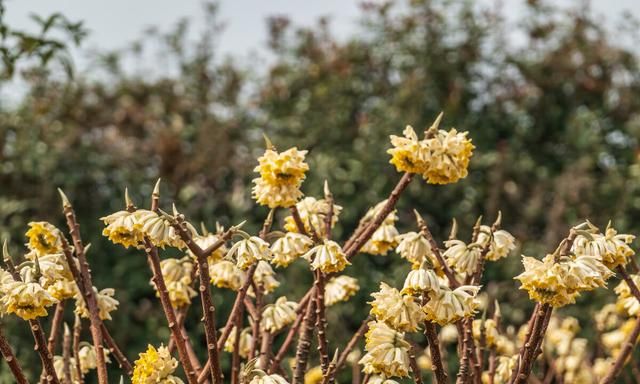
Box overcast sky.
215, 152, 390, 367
3, 0, 640, 78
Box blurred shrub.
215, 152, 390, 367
2, 0, 640, 379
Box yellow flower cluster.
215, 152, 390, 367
303, 240, 350, 274
261, 296, 298, 333
252, 147, 309, 208
369, 282, 425, 332
251, 261, 280, 295
25, 221, 64, 255
78, 344, 111, 374
423, 285, 480, 325
101, 209, 196, 249
209, 260, 245, 290
75, 287, 119, 321
248, 370, 290, 384
154, 257, 196, 308
283, 196, 343, 239
387, 120, 474, 184
361, 201, 399, 256
515, 253, 612, 307
0, 277, 58, 320
132, 344, 184, 384
572, 224, 635, 269
271, 232, 314, 268
324, 275, 359, 306
227, 236, 273, 270
223, 326, 253, 358
614, 274, 640, 316
359, 321, 411, 378
444, 239, 482, 275
395, 231, 436, 269
476, 225, 517, 261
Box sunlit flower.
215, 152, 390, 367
572, 225, 635, 269
227, 236, 273, 270
362, 223, 400, 256
493, 355, 517, 384
132, 344, 184, 384
395, 232, 436, 269
75, 287, 119, 321
159, 257, 194, 284
370, 282, 425, 332
444, 239, 482, 275
472, 319, 498, 347
190, 233, 227, 263
304, 366, 323, 384
251, 261, 280, 295
248, 370, 290, 384
100, 210, 145, 249
387, 125, 429, 174
25, 221, 64, 255
421, 127, 474, 185
252, 147, 309, 208
368, 376, 400, 384
303, 240, 350, 273
0, 279, 58, 320
402, 268, 441, 296
210, 260, 245, 290
53, 355, 79, 383
78, 344, 111, 374
261, 296, 297, 333
476, 226, 516, 261
283, 197, 343, 238
423, 285, 480, 325
223, 326, 253, 358
324, 275, 359, 306
359, 321, 411, 378
614, 274, 640, 317
136, 210, 194, 249
271, 232, 314, 268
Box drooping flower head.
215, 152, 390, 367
443, 239, 482, 276
369, 282, 425, 332
75, 287, 119, 321
423, 285, 480, 325
421, 127, 474, 184
402, 268, 441, 296
261, 296, 298, 333
303, 240, 350, 273
100, 210, 145, 249
271, 232, 314, 268
283, 197, 342, 239
0, 278, 58, 320
252, 146, 309, 208
227, 236, 273, 270
572, 224, 635, 269
476, 225, 517, 261
210, 260, 246, 291
132, 344, 184, 384
359, 321, 411, 378
25, 221, 64, 255
324, 275, 359, 306
395, 232, 437, 269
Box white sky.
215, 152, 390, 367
2, 0, 639, 76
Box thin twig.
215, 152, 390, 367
72, 315, 83, 384
47, 301, 66, 356
145, 239, 199, 384
0, 324, 29, 384
292, 294, 317, 384
61, 198, 108, 384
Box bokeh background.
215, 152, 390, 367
2, 0, 640, 382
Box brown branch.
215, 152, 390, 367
61, 201, 108, 384
268, 307, 306, 374
600, 266, 640, 384
334, 318, 369, 373
72, 316, 83, 384
292, 294, 317, 384
416, 213, 459, 288
231, 306, 244, 384
62, 324, 72, 384
30, 319, 60, 384
344, 173, 414, 259
512, 304, 552, 384
424, 321, 448, 384
101, 323, 133, 376
409, 346, 424, 384
47, 301, 66, 356
0, 324, 29, 384
290, 205, 309, 236
315, 272, 330, 374
145, 239, 199, 384
60, 237, 132, 378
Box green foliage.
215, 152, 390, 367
1, 0, 640, 380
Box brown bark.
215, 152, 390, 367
0, 325, 29, 384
